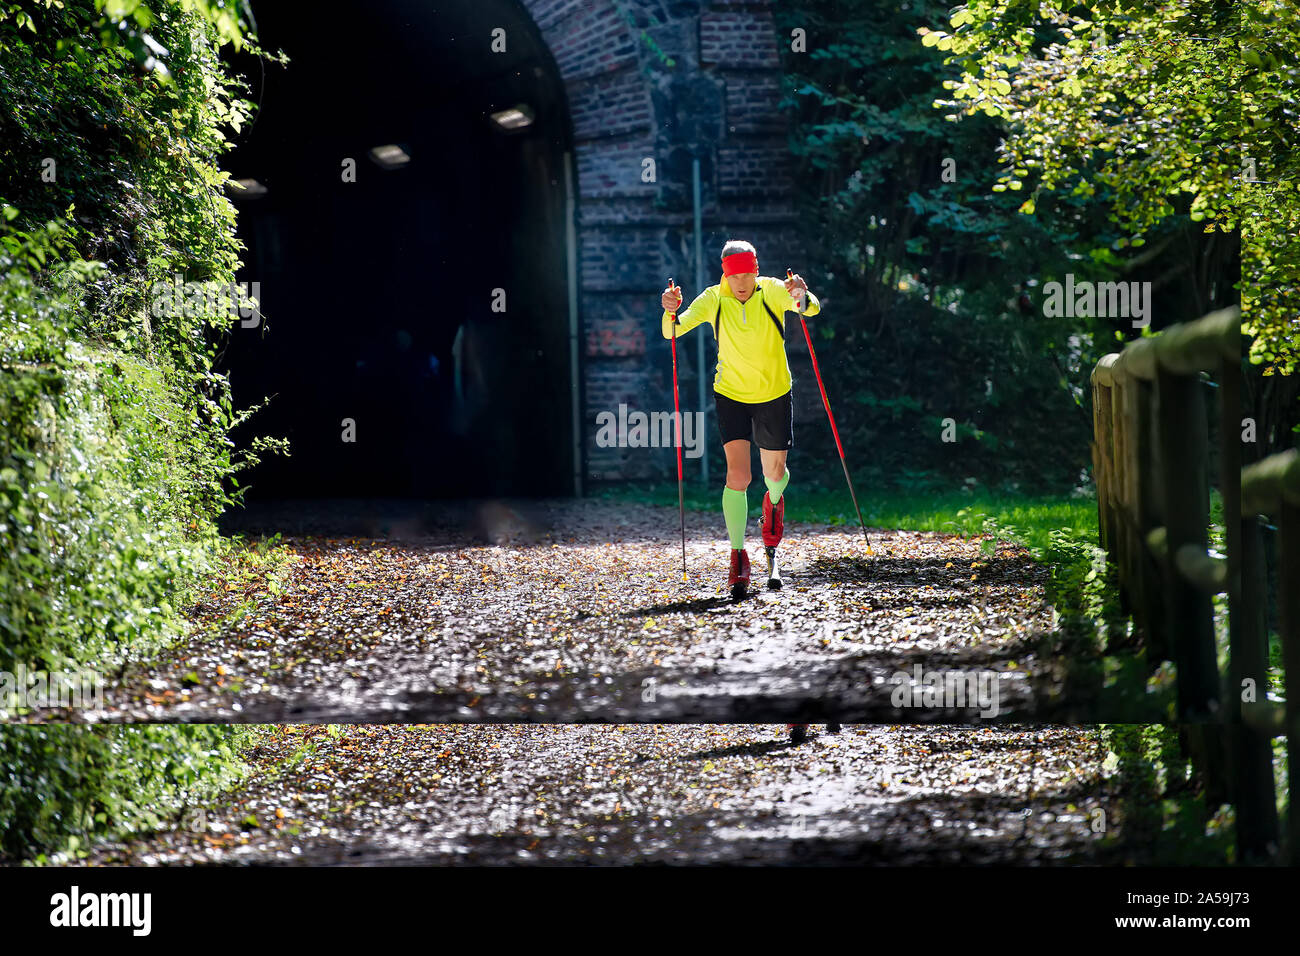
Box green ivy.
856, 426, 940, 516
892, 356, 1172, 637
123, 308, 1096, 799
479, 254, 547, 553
0, 724, 254, 861
922, 1, 1294, 374
0, 2, 285, 674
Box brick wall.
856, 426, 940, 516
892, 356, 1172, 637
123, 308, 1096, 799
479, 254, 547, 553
700, 10, 781, 68
717, 143, 794, 197
519, 0, 801, 486
725, 72, 783, 134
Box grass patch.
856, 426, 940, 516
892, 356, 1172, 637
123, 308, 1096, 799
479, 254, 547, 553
597, 482, 1098, 556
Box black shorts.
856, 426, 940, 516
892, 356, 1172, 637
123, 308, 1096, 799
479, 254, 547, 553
714, 389, 793, 450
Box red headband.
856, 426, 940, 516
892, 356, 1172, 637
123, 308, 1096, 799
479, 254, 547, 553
722, 251, 757, 276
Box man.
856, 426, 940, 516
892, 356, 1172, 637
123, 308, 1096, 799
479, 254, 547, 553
659, 239, 821, 597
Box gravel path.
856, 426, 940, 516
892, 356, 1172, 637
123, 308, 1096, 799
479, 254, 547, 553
39, 499, 1080, 722
74, 724, 1140, 866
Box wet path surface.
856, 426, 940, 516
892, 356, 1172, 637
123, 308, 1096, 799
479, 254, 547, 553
46, 499, 1086, 722
75, 724, 1140, 866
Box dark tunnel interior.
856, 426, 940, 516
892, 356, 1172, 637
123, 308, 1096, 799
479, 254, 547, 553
221, 0, 577, 503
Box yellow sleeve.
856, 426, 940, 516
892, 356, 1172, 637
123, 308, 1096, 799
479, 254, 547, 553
762, 275, 821, 317
661, 285, 718, 339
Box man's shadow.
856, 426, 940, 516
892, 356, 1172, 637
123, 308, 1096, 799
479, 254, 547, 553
622, 596, 736, 617
674, 738, 811, 761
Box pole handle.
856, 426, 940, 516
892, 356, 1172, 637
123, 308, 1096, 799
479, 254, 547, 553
787, 268, 806, 313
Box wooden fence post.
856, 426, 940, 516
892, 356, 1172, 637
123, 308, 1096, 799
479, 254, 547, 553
1135, 379, 1167, 662
1235, 515, 1282, 862
1223, 354, 1280, 862
1092, 376, 1112, 557
1242, 449, 1300, 863
1094, 307, 1285, 863
1156, 365, 1219, 720
1092, 355, 1120, 574
1115, 375, 1134, 614
1281, 498, 1300, 864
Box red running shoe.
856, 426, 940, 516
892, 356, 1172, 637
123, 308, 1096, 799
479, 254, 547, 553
728, 548, 750, 599
762, 491, 784, 548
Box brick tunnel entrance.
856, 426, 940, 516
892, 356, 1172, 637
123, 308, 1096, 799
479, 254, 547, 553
222, 0, 802, 505
223, 0, 578, 500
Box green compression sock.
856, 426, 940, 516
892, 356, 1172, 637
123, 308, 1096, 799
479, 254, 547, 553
765, 466, 790, 505
722, 486, 748, 550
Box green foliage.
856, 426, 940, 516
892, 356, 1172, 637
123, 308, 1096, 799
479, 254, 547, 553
920, 1, 1291, 374
0, 1, 254, 310
1236, 1, 1300, 377
0, 3, 283, 670
1097, 724, 1236, 863
925, 2, 1237, 239
0, 246, 212, 668
0, 724, 254, 861
609, 0, 676, 71
776, 0, 1139, 493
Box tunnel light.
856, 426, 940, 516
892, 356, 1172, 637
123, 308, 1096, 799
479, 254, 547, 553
368, 144, 412, 169
226, 178, 268, 198
490, 104, 535, 131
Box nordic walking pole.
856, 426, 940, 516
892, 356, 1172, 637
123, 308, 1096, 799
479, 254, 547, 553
668, 279, 687, 579
790, 269, 872, 553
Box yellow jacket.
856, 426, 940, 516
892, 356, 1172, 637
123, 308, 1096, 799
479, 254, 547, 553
662, 274, 821, 404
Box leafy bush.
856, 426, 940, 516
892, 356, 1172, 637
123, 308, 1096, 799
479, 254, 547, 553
0, 219, 217, 668
0, 2, 283, 673
776, 0, 1243, 492
0, 723, 254, 861
1097, 724, 1236, 864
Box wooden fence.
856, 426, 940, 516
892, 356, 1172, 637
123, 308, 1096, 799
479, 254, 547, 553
1240, 448, 1299, 863
1091, 304, 1292, 864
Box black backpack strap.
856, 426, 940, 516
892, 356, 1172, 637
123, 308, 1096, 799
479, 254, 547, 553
761, 295, 785, 339
715, 289, 785, 341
